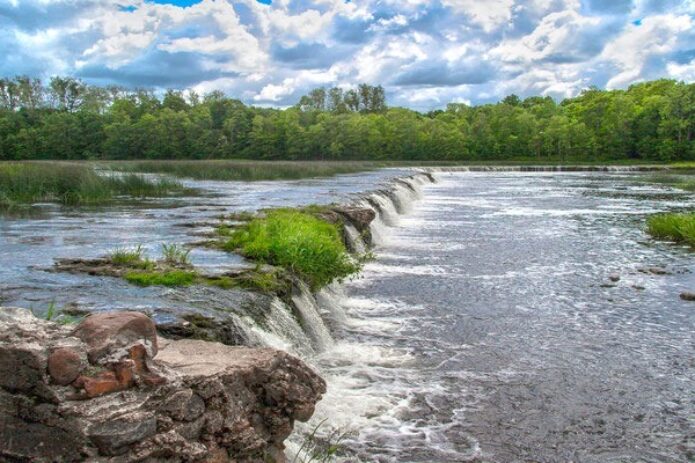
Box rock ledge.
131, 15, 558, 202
0, 308, 325, 463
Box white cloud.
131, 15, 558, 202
492, 10, 602, 64
442, 0, 515, 32
602, 14, 693, 88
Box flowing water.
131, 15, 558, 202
299, 171, 695, 463
1, 169, 694, 462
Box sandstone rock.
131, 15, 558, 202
72, 311, 158, 363
680, 291, 695, 301
47, 347, 83, 385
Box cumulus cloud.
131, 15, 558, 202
0, 0, 693, 110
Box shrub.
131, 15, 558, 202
224, 209, 360, 290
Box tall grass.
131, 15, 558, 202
646, 213, 695, 246
0, 162, 188, 207
107, 160, 382, 181
224, 209, 360, 290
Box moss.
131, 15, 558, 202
124, 270, 198, 287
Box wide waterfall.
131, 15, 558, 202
245, 172, 435, 360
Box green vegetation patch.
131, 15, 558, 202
0, 162, 189, 208
222, 209, 361, 290
108, 160, 379, 181
124, 269, 198, 287
646, 213, 695, 246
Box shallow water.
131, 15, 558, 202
0, 169, 408, 317
304, 172, 695, 463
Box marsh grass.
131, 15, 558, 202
110, 245, 150, 266
161, 243, 192, 265
0, 162, 188, 208
107, 160, 382, 181
223, 209, 360, 290
646, 213, 695, 246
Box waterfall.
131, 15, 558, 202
290, 280, 334, 351
424, 165, 666, 173
249, 297, 317, 357
343, 222, 367, 254
227, 171, 436, 358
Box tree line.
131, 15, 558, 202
0, 76, 692, 161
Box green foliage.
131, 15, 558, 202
0, 76, 692, 162
0, 162, 188, 207
161, 243, 191, 265
110, 244, 147, 265
646, 213, 695, 246
124, 269, 197, 287
224, 209, 360, 290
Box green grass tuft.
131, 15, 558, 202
223, 209, 360, 290
161, 243, 192, 265
124, 270, 197, 287
646, 213, 695, 246
110, 245, 148, 265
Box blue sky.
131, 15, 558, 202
0, 0, 693, 110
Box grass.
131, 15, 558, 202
124, 269, 198, 287
110, 245, 150, 266
0, 161, 189, 208
646, 213, 695, 246
222, 209, 361, 290
161, 243, 191, 265
106, 160, 382, 181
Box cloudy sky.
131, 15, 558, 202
1, 0, 694, 110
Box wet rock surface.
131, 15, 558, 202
0, 308, 325, 463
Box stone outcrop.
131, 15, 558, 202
0, 308, 325, 463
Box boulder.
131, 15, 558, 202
680, 291, 695, 301
0, 307, 325, 463
72, 311, 158, 363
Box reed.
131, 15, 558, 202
0, 162, 188, 207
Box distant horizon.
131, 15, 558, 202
1, 0, 694, 111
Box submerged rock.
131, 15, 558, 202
0, 307, 325, 463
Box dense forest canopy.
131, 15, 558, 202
0, 76, 692, 162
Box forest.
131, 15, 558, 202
0, 77, 692, 162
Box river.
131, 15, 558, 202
300, 171, 694, 463
1, 169, 693, 462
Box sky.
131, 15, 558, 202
0, 0, 694, 110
